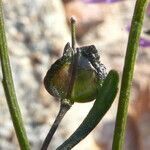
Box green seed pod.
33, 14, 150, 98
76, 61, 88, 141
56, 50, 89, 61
44, 43, 106, 103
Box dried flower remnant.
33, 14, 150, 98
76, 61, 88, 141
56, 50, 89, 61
44, 43, 107, 103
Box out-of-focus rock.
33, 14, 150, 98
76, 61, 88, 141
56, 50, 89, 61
94, 85, 150, 150
5, 0, 70, 56
130, 85, 150, 150
64, 1, 104, 39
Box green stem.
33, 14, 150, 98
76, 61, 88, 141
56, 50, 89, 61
41, 17, 77, 149
66, 17, 78, 104
0, 1, 30, 150
57, 70, 119, 150
41, 100, 71, 150
112, 0, 148, 150
70, 17, 76, 51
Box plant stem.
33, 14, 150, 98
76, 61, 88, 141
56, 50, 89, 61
112, 0, 148, 150
70, 17, 76, 51
66, 17, 78, 103
41, 100, 71, 150
41, 17, 77, 149
0, 1, 30, 150
57, 70, 119, 150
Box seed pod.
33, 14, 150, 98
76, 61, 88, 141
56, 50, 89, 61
44, 43, 106, 103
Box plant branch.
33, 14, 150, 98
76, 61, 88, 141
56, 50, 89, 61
0, 0, 30, 150
112, 0, 148, 149
41, 17, 77, 149
41, 100, 71, 150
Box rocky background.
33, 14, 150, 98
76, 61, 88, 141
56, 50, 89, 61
0, 0, 150, 150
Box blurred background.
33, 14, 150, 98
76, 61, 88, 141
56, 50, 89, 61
0, 0, 150, 150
